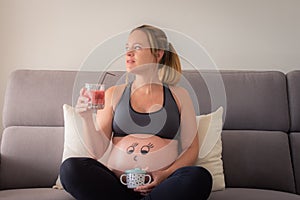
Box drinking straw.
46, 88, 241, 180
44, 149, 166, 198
99, 72, 116, 84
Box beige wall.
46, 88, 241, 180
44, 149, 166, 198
1, 0, 300, 132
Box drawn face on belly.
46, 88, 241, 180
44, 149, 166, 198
107, 134, 178, 172
126, 142, 155, 161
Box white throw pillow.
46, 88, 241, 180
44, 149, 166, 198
195, 107, 225, 191
53, 104, 111, 189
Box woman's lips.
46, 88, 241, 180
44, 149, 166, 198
127, 59, 135, 64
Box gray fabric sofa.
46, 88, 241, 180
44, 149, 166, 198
1, 69, 300, 200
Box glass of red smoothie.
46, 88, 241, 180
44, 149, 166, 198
85, 83, 105, 110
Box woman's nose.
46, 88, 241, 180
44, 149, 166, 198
126, 50, 134, 57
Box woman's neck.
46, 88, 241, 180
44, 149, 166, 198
134, 75, 160, 86
133, 65, 161, 86
132, 74, 162, 95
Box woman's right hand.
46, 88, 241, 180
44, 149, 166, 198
75, 88, 93, 118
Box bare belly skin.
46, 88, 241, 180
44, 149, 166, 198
107, 134, 179, 177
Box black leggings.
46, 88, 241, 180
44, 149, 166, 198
60, 157, 212, 200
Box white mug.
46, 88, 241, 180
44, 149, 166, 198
120, 168, 152, 189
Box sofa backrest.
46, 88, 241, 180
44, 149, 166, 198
187, 70, 290, 131
287, 70, 300, 194
0, 69, 296, 193
287, 70, 300, 132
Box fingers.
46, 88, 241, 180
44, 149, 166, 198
134, 182, 156, 195
75, 107, 88, 113
75, 88, 91, 114
134, 187, 152, 196
141, 192, 151, 196
77, 95, 90, 105
80, 87, 86, 96
136, 187, 152, 193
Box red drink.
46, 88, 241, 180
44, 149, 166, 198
85, 83, 105, 109
90, 90, 105, 109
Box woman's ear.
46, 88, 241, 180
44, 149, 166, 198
156, 50, 164, 63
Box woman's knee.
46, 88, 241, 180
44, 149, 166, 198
61, 157, 81, 175
176, 166, 213, 199
60, 157, 92, 187
175, 166, 213, 190
176, 166, 211, 176
188, 166, 212, 181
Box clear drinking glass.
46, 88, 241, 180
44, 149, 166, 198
85, 83, 105, 110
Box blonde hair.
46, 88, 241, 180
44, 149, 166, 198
132, 25, 182, 85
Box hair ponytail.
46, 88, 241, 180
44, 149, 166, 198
158, 43, 182, 85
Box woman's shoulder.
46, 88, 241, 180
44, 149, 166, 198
106, 84, 127, 95
168, 85, 192, 113
106, 84, 128, 108
168, 85, 190, 98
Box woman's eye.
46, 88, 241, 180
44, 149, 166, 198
125, 45, 141, 51
134, 45, 142, 50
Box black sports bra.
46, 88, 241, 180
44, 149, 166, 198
112, 82, 181, 140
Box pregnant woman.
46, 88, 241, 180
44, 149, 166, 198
60, 25, 212, 200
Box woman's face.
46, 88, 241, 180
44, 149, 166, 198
125, 30, 157, 72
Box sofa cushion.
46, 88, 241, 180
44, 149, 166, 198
220, 71, 290, 131
196, 107, 225, 191
2, 70, 76, 127
221, 130, 296, 193
181, 70, 290, 131
0, 127, 64, 189
209, 188, 300, 200
0, 188, 74, 200
2, 70, 125, 128
290, 132, 300, 194
287, 70, 300, 132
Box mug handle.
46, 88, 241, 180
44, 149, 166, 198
144, 174, 152, 184
120, 174, 127, 185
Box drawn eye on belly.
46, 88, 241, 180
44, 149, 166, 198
126, 142, 155, 155
126, 142, 138, 154
140, 143, 154, 155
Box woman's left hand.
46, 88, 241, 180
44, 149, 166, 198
134, 170, 171, 196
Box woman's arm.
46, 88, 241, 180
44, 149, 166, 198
75, 86, 116, 159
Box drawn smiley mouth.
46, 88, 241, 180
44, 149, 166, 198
133, 155, 138, 161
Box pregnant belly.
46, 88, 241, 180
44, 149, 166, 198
107, 134, 179, 173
